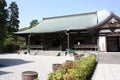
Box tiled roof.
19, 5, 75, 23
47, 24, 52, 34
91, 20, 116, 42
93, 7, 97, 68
15, 12, 98, 34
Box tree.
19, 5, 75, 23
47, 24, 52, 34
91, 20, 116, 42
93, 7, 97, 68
0, 1, 20, 53
30, 19, 39, 28
19, 27, 30, 32
0, 0, 8, 48
8, 1, 19, 32
18, 19, 39, 32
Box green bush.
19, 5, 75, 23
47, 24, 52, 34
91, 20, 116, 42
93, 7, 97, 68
61, 60, 76, 70
47, 54, 96, 80
48, 69, 65, 80
72, 54, 96, 80
3, 44, 19, 53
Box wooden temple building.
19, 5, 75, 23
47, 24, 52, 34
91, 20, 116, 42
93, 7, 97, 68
15, 11, 120, 52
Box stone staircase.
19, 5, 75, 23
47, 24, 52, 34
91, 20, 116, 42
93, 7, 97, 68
18, 50, 66, 56
18, 50, 97, 56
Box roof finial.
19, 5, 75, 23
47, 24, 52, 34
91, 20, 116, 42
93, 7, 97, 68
110, 11, 114, 14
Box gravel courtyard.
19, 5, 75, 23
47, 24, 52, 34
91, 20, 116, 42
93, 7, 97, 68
0, 53, 74, 80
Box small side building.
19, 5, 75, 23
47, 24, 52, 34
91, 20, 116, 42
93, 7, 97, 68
15, 11, 120, 52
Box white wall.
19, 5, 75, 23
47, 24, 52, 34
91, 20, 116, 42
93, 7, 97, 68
99, 36, 106, 52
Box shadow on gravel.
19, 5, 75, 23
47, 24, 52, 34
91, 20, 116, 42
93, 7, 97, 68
0, 71, 13, 75
0, 59, 33, 68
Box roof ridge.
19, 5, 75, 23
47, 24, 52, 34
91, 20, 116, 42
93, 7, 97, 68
87, 12, 120, 30
43, 11, 97, 20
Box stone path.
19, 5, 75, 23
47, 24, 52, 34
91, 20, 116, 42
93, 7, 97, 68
92, 52, 120, 80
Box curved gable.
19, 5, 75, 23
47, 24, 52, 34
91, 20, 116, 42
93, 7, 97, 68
88, 12, 120, 30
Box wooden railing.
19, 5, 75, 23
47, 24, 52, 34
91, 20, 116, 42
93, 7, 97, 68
74, 44, 97, 50
20, 45, 44, 49
19, 44, 97, 50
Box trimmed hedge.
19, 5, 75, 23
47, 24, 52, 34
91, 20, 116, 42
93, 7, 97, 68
0, 44, 19, 53
48, 54, 96, 80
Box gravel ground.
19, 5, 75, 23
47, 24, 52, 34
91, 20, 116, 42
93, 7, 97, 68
0, 53, 74, 80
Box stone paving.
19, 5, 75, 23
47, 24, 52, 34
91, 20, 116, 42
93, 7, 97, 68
92, 52, 120, 80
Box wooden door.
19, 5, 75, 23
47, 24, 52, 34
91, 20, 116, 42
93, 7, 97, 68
107, 37, 119, 52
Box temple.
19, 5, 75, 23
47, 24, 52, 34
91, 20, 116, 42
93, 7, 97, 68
15, 10, 120, 52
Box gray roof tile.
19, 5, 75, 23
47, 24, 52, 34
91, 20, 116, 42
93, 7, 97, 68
16, 12, 98, 34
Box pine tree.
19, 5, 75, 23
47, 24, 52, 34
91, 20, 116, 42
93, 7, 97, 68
0, 0, 8, 48
8, 1, 19, 32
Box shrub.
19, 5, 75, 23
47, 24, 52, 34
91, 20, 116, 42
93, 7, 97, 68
3, 44, 19, 53
73, 54, 96, 80
61, 60, 76, 70
48, 69, 65, 80
47, 54, 96, 80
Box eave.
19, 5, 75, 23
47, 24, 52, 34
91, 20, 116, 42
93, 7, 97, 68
87, 12, 120, 30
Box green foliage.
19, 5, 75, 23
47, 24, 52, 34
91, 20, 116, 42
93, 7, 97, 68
3, 34, 19, 53
16, 36, 26, 46
48, 54, 96, 80
48, 69, 65, 80
3, 44, 19, 53
19, 19, 39, 32
30, 19, 39, 28
4, 34, 16, 45
8, 1, 19, 32
19, 27, 30, 31
34, 78, 39, 80
61, 60, 76, 70
0, 0, 8, 48
0, 1, 20, 53
73, 54, 96, 80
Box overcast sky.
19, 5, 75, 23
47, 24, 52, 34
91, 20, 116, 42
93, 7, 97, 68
6, 0, 120, 28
